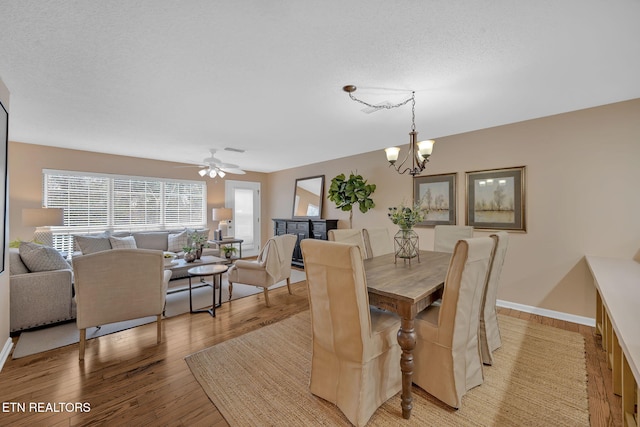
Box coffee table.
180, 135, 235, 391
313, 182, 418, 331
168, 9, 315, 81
166, 255, 227, 286
187, 264, 229, 317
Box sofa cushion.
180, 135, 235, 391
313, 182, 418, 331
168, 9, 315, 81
18, 242, 70, 272
75, 233, 112, 254
132, 232, 168, 250
168, 230, 188, 252
109, 235, 137, 249
9, 248, 30, 275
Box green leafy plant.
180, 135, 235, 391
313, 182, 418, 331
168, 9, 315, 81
328, 172, 376, 228
221, 245, 238, 258
388, 200, 428, 230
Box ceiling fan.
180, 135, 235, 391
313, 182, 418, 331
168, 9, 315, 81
189, 148, 246, 178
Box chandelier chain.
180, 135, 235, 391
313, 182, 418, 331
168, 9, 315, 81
347, 92, 413, 111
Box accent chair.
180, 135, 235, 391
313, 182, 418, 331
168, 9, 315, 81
227, 233, 297, 307
73, 248, 172, 361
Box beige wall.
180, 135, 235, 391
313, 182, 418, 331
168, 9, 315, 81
0, 78, 9, 350
5, 98, 639, 321
267, 98, 640, 319
8, 142, 268, 244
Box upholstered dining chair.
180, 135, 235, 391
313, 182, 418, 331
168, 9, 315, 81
433, 225, 474, 253
327, 229, 368, 259
479, 231, 510, 365
300, 239, 402, 427
362, 227, 393, 258
227, 233, 297, 307
412, 237, 495, 408
73, 248, 172, 361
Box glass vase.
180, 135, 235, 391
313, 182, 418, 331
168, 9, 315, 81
394, 228, 420, 264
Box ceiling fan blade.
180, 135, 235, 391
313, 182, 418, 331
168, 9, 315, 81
219, 167, 246, 175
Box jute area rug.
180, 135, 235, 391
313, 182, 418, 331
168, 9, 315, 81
12, 269, 306, 359
186, 311, 589, 426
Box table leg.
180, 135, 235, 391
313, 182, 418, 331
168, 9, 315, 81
188, 276, 194, 312
211, 274, 216, 317
397, 316, 416, 419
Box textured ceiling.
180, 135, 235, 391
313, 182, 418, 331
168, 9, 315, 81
1, 1, 639, 173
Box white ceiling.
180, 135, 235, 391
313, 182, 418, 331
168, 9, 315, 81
1, 1, 639, 173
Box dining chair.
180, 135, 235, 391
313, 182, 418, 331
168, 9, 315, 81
327, 228, 368, 259
300, 239, 402, 427
73, 248, 172, 361
479, 231, 510, 365
412, 236, 495, 408
433, 225, 474, 253
227, 233, 297, 307
362, 227, 393, 258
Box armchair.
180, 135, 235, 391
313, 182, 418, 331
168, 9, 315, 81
227, 234, 297, 307
73, 248, 172, 360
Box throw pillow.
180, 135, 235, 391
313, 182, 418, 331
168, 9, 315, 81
168, 230, 188, 252
109, 235, 137, 249
18, 242, 70, 272
74, 233, 112, 254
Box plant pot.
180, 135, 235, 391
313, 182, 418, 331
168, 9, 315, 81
184, 252, 197, 263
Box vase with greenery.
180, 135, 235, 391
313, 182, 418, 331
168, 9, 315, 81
328, 172, 376, 228
188, 231, 209, 259
388, 200, 428, 262
182, 246, 197, 263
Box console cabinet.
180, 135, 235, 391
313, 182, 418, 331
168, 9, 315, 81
273, 218, 338, 268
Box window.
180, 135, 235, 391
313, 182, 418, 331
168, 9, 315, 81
43, 169, 206, 252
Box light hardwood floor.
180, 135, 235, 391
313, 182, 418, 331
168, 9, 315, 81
0, 279, 621, 426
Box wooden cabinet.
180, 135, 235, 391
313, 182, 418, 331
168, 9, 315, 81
273, 219, 338, 268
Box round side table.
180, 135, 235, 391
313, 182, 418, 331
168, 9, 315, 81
187, 264, 229, 317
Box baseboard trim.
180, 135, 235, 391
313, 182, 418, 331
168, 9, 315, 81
0, 338, 14, 372
497, 299, 596, 327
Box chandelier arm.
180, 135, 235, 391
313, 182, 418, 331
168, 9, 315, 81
347, 92, 413, 110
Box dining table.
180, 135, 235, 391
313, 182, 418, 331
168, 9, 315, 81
364, 249, 452, 420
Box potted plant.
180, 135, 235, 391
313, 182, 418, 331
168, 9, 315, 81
188, 231, 209, 259
328, 172, 376, 228
388, 200, 428, 262
222, 245, 237, 259
182, 246, 197, 263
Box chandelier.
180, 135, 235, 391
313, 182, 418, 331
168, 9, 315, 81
343, 85, 434, 176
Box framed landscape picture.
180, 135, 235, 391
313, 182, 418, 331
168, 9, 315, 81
466, 166, 526, 232
413, 173, 457, 226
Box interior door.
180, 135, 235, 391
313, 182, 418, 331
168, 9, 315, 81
224, 180, 261, 257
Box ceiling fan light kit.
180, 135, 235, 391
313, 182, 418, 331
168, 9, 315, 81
343, 84, 435, 176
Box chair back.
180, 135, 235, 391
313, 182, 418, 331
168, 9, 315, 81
436, 237, 494, 351
363, 228, 393, 258
73, 248, 169, 330
301, 239, 372, 361
434, 225, 474, 253
259, 234, 297, 282
327, 229, 368, 259
480, 231, 509, 363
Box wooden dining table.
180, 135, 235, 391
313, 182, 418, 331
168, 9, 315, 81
364, 250, 452, 420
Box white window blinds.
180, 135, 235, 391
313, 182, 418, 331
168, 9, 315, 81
43, 170, 206, 252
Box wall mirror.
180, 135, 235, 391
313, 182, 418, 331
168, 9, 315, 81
292, 175, 324, 219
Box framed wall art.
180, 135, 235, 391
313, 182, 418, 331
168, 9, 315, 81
0, 99, 7, 273
465, 166, 526, 232
413, 173, 457, 226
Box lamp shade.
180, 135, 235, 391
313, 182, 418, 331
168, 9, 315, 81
212, 207, 232, 222
22, 208, 64, 227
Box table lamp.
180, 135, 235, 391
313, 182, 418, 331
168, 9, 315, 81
22, 207, 64, 247
212, 207, 233, 239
